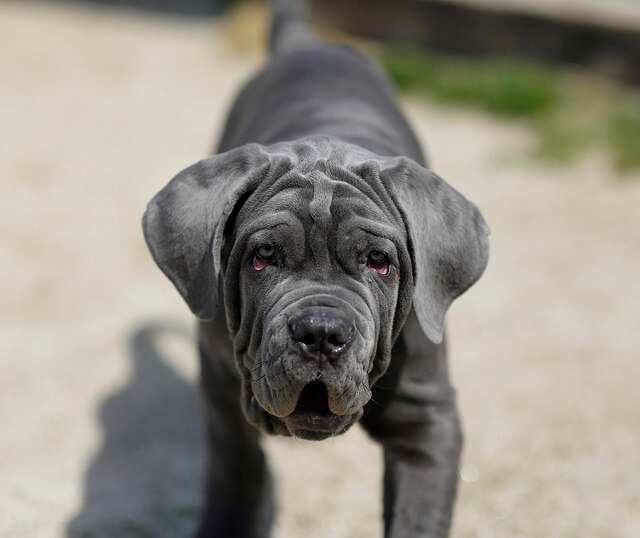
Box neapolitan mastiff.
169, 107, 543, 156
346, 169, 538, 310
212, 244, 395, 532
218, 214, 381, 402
143, 2, 490, 536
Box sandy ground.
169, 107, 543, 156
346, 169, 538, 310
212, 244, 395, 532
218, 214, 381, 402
1, 2, 639, 537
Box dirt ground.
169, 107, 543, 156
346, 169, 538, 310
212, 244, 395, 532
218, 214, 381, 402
1, 2, 639, 537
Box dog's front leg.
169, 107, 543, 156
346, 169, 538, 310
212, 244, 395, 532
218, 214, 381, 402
379, 399, 462, 538
363, 313, 463, 538
196, 326, 274, 538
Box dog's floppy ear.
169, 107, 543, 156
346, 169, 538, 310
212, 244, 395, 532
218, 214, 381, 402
142, 144, 271, 320
383, 157, 490, 344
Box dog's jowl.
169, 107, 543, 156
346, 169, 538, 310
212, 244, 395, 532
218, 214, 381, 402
143, 2, 489, 537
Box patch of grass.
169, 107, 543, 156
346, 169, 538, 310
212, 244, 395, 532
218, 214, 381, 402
381, 46, 640, 174
609, 106, 640, 172
382, 48, 560, 117
529, 76, 607, 163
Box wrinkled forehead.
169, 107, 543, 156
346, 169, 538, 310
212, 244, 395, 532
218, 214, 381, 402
236, 170, 401, 234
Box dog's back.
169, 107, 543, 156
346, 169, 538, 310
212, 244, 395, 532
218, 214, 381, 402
217, 2, 425, 162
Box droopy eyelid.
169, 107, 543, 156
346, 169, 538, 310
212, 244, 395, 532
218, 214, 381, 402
242, 223, 306, 268
357, 236, 399, 267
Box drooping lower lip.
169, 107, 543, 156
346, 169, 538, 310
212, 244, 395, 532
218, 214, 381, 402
260, 381, 362, 437
284, 379, 355, 435
283, 408, 355, 439
285, 407, 348, 431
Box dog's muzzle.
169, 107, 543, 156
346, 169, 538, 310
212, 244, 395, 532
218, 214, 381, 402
279, 308, 363, 439
250, 292, 376, 439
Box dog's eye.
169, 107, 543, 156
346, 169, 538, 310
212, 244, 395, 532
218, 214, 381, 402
366, 250, 390, 276
252, 245, 277, 271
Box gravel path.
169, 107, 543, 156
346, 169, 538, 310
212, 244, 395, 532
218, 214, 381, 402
2, 3, 639, 537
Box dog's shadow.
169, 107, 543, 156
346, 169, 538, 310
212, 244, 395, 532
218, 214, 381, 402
67, 323, 204, 538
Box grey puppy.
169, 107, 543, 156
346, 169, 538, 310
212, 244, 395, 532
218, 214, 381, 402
143, 2, 489, 537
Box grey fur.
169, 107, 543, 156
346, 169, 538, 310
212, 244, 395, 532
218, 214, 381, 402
143, 4, 489, 537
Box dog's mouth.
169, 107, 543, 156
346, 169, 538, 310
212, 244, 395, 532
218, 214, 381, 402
296, 380, 330, 413
283, 381, 355, 440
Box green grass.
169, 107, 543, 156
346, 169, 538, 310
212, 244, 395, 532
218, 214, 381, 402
383, 48, 559, 117
609, 107, 640, 172
381, 47, 640, 174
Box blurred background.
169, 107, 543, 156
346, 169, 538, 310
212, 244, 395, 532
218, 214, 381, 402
1, 0, 639, 537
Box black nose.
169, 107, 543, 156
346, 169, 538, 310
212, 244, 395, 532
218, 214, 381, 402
289, 312, 354, 356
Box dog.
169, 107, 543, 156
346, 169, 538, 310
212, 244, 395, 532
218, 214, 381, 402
142, 2, 489, 536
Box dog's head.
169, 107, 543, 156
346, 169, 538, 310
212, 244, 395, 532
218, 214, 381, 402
143, 137, 489, 439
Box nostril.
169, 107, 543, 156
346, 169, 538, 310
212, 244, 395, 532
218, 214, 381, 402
326, 323, 354, 353
327, 333, 345, 347
301, 332, 316, 347
291, 322, 320, 350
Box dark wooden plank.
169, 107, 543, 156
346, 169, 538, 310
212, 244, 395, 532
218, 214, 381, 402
311, 0, 640, 85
